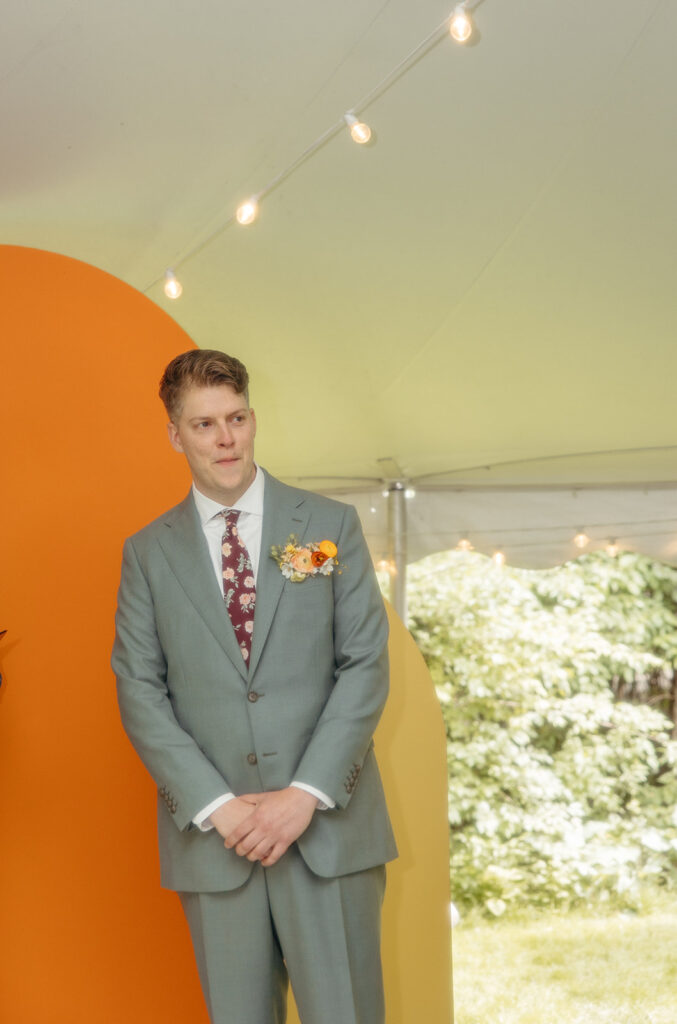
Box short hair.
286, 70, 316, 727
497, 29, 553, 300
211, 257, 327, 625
159, 349, 250, 421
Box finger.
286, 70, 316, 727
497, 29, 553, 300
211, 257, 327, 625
246, 846, 270, 863
235, 829, 267, 857
228, 836, 257, 858
224, 820, 256, 849
243, 836, 275, 862
261, 842, 288, 867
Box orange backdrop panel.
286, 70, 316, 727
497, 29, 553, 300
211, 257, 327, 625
0, 246, 451, 1023
0, 246, 209, 1024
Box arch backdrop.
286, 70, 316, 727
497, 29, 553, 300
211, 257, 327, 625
0, 247, 451, 1023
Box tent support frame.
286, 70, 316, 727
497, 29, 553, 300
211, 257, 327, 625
387, 481, 408, 623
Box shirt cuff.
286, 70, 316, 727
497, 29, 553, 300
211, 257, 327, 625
192, 793, 235, 831
290, 781, 335, 810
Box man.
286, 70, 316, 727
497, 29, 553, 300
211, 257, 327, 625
112, 349, 397, 1024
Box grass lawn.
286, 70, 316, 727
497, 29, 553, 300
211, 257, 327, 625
452, 897, 677, 1024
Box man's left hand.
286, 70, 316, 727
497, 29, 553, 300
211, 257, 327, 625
224, 787, 318, 866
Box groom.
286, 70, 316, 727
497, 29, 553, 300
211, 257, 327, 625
112, 349, 397, 1024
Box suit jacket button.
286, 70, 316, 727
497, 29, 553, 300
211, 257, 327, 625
247, 691, 260, 703
247, 753, 258, 765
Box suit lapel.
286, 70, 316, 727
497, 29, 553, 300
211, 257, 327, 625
156, 494, 249, 683
248, 472, 310, 679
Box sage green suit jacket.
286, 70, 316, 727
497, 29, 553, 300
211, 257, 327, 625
112, 470, 397, 892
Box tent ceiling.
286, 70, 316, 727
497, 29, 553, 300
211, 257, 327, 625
4, 0, 676, 566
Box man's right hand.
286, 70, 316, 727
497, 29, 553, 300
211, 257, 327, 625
208, 796, 257, 840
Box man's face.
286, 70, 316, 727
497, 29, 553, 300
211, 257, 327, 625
167, 384, 257, 505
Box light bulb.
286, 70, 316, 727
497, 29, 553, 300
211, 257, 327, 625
236, 198, 259, 225
456, 538, 473, 552
405, 488, 416, 499
492, 550, 506, 567
163, 270, 182, 299
344, 113, 372, 145
606, 540, 619, 556
574, 530, 590, 549
449, 5, 473, 43
351, 121, 371, 145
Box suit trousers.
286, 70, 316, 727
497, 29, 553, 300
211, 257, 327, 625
179, 845, 386, 1024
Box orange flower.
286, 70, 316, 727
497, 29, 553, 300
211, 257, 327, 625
311, 550, 328, 567
291, 548, 313, 574
319, 540, 337, 559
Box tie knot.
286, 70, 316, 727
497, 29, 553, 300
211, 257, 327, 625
219, 508, 240, 526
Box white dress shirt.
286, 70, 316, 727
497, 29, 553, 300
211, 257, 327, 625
191, 468, 334, 830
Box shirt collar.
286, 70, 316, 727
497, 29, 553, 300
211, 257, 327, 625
192, 465, 265, 526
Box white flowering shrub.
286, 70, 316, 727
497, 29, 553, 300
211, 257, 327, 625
408, 551, 677, 914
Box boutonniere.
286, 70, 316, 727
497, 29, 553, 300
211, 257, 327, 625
271, 535, 341, 582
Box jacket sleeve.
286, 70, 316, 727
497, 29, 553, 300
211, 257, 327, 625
292, 504, 389, 809
112, 536, 231, 831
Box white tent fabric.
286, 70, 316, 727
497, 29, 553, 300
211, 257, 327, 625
337, 483, 677, 570
4, 0, 676, 568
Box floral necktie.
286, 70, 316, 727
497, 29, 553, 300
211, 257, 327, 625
219, 509, 256, 663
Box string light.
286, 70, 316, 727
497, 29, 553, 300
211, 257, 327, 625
573, 529, 590, 549
343, 112, 372, 145
456, 538, 474, 552
163, 270, 183, 299
145, 8, 476, 294
492, 550, 506, 567
236, 198, 259, 225
449, 4, 473, 43
606, 539, 620, 556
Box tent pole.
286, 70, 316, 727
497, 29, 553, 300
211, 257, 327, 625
387, 481, 408, 623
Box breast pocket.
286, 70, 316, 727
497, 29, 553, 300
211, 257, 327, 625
279, 577, 334, 630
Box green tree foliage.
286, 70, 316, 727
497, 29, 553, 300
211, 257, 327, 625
408, 550, 677, 914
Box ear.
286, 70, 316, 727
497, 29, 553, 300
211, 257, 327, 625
167, 420, 184, 453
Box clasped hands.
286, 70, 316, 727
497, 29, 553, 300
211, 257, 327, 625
208, 787, 318, 867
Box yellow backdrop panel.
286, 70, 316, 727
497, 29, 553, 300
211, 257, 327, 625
288, 604, 453, 1023
0, 246, 451, 1022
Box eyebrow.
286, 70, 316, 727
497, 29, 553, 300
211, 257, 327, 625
187, 408, 248, 423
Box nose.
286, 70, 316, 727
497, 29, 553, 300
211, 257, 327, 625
215, 422, 234, 446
